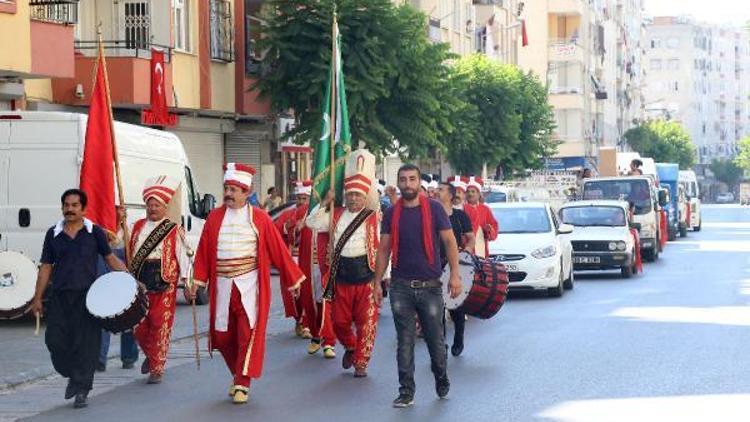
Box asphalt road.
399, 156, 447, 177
13, 205, 750, 422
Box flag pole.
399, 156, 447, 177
328, 12, 338, 223
97, 24, 131, 260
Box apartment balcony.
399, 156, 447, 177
548, 0, 584, 16
52, 40, 173, 108
548, 40, 585, 63
549, 92, 586, 110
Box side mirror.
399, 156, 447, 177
200, 194, 216, 218
629, 222, 641, 231
658, 190, 668, 207
557, 223, 574, 235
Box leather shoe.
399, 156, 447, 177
436, 376, 450, 399
73, 391, 88, 409
323, 346, 336, 359
232, 386, 249, 404
147, 373, 162, 384
122, 362, 135, 370
64, 380, 76, 400
354, 366, 367, 378
307, 342, 321, 355
342, 350, 354, 369
140, 358, 150, 375
451, 343, 464, 357
96, 362, 106, 372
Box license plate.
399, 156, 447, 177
500, 263, 519, 271
573, 256, 600, 264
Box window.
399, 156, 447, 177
651, 38, 661, 48
672, 81, 679, 92
668, 59, 680, 70
210, 0, 233, 62
650, 59, 662, 71
124, 1, 150, 50
30, 0, 78, 24
245, 14, 268, 75
173, 0, 190, 52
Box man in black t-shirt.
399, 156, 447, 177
30, 189, 127, 409
437, 182, 475, 356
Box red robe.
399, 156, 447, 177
464, 202, 499, 257
193, 205, 304, 379
275, 206, 306, 321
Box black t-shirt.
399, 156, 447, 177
40, 223, 112, 291
441, 208, 473, 266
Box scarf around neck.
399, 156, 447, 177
390, 194, 434, 268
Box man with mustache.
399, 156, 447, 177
306, 149, 381, 378
187, 163, 304, 404
30, 189, 128, 409
374, 164, 462, 408
127, 176, 190, 384
277, 180, 336, 358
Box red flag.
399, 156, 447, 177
79, 54, 117, 234
149, 49, 167, 119
521, 19, 528, 47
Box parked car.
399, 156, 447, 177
716, 192, 735, 204
559, 201, 639, 278
487, 202, 574, 297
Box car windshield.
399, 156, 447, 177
583, 179, 653, 215
492, 207, 552, 234
560, 206, 626, 227
484, 191, 507, 203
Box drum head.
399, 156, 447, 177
442, 251, 475, 310
86, 272, 138, 318
0, 251, 37, 317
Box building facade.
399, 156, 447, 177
644, 16, 750, 164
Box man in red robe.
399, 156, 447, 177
275, 185, 311, 339
278, 180, 336, 358
306, 149, 381, 377
128, 175, 189, 384
463, 176, 498, 258
187, 163, 304, 404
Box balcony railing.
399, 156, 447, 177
30, 0, 79, 25
74, 40, 172, 62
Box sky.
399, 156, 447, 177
645, 0, 750, 27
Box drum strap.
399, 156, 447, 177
128, 220, 177, 279
323, 208, 374, 301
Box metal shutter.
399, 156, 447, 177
169, 130, 224, 200
225, 128, 263, 189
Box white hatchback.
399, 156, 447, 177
487, 202, 574, 297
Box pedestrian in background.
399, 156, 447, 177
263, 187, 283, 211
374, 164, 462, 408
30, 189, 128, 409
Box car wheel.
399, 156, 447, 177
195, 286, 209, 306
548, 265, 564, 298
621, 263, 633, 278
563, 260, 574, 290
668, 229, 676, 241
679, 224, 688, 238
694, 220, 701, 232
643, 247, 656, 263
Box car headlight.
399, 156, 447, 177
531, 245, 557, 259
617, 241, 627, 251
608, 242, 617, 251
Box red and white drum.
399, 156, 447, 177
442, 251, 510, 319
0, 251, 37, 320
441, 251, 476, 310
86, 272, 148, 333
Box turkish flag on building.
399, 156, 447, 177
521, 19, 529, 47
80, 53, 117, 234
141, 49, 177, 126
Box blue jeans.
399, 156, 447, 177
389, 280, 448, 396
99, 329, 139, 365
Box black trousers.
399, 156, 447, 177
448, 309, 466, 346
45, 290, 101, 393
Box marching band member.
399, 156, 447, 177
188, 163, 304, 404
128, 176, 190, 384
463, 176, 498, 258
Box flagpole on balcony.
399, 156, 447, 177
97, 23, 131, 258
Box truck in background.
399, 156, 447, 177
679, 170, 702, 231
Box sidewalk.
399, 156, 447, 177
0, 276, 294, 391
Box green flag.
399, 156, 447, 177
310, 16, 352, 211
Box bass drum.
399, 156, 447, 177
441, 251, 476, 310
0, 251, 38, 320
86, 272, 148, 333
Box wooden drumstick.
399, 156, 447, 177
34, 312, 40, 337
191, 295, 200, 370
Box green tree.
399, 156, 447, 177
255, 0, 456, 158
444, 55, 557, 174
709, 158, 744, 187
734, 136, 750, 171
624, 120, 696, 169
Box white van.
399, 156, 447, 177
0, 112, 216, 302
678, 170, 701, 231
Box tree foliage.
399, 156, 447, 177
443, 55, 557, 174
709, 158, 744, 187
734, 136, 750, 171
255, 0, 456, 158
624, 120, 696, 169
